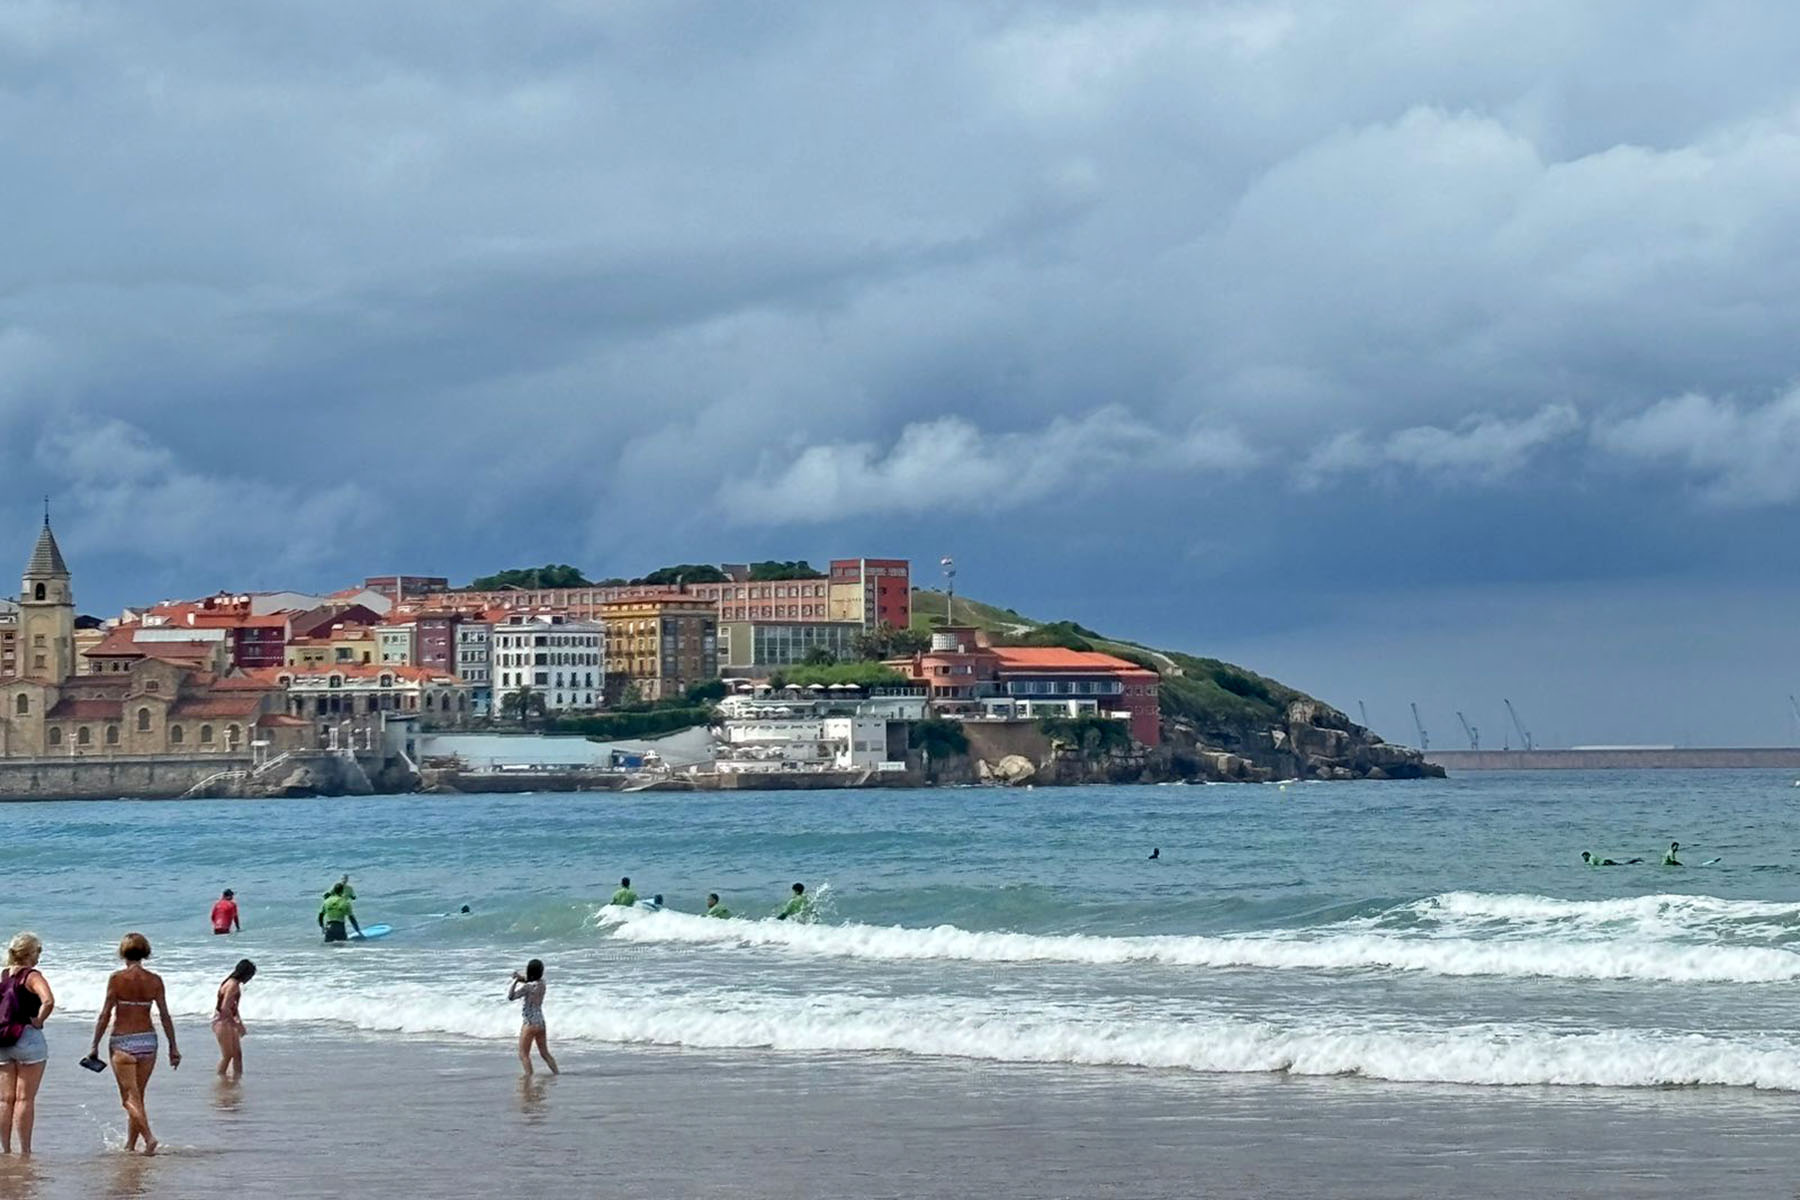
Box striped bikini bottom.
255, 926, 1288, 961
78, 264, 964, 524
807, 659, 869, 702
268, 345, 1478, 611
109, 1032, 158, 1062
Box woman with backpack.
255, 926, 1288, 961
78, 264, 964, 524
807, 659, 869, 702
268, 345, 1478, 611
0, 931, 55, 1158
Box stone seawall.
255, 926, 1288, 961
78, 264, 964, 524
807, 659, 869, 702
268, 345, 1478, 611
0, 754, 254, 800
1433, 748, 1800, 771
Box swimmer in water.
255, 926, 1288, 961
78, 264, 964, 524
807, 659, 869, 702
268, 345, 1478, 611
1582, 851, 1642, 867
777, 883, 810, 921
1663, 841, 1683, 867
704, 893, 731, 918
610, 878, 638, 907
1148, 848, 1160, 860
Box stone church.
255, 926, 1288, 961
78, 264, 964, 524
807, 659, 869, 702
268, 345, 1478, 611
0, 517, 303, 760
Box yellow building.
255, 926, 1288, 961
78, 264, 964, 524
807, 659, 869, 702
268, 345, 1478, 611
599, 596, 718, 703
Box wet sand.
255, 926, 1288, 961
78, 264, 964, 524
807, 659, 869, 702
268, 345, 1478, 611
2, 1025, 1798, 1198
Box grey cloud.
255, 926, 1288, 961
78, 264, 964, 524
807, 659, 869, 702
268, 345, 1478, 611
718, 407, 1253, 524
1594, 387, 1800, 507
1299, 405, 1582, 488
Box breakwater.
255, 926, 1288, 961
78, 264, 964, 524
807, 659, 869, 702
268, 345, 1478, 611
1433, 748, 1800, 771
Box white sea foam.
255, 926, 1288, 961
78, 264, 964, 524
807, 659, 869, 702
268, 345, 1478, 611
57, 970, 1800, 1092
603, 906, 1800, 982
1398, 891, 1800, 927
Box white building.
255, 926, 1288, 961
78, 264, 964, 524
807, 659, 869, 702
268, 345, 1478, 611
716, 713, 893, 771
491, 615, 603, 712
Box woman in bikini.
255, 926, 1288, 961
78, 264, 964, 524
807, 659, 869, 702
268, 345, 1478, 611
87, 933, 180, 1155
212, 960, 256, 1079
507, 959, 558, 1076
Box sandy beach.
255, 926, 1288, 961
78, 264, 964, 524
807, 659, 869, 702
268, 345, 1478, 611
3, 1025, 1798, 1199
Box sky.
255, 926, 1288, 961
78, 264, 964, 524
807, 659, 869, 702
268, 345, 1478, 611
3, 1, 1799, 747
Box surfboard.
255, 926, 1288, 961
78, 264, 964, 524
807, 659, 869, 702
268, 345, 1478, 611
356, 924, 393, 940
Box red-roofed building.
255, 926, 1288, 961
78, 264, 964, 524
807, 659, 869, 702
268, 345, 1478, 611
889, 628, 1161, 745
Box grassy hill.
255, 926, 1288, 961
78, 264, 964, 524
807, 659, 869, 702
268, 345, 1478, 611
910, 589, 1306, 733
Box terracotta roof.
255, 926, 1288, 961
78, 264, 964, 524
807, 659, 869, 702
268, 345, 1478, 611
46, 698, 124, 720
257, 713, 309, 727
989, 648, 1157, 676
170, 695, 266, 719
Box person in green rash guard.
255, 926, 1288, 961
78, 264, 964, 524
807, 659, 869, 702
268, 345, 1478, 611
777, 882, 811, 921
318, 882, 362, 942
325, 873, 355, 902
704, 893, 731, 919
1663, 841, 1683, 866
1582, 851, 1642, 867
610, 877, 638, 907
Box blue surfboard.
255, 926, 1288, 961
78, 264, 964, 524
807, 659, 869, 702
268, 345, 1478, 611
355, 924, 393, 940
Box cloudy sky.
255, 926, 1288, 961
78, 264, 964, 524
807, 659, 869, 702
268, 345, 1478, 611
4, 1, 1799, 746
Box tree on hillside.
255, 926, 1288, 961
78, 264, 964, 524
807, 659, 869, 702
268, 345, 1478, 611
637, 564, 729, 586
747, 560, 825, 581
468, 564, 593, 590
851, 622, 930, 661
769, 661, 909, 689
500, 686, 548, 730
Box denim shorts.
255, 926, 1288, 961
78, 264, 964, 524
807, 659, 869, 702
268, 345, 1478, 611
0, 1025, 47, 1065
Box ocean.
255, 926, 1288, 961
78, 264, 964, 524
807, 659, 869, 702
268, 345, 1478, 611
5, 770, 1800, 1196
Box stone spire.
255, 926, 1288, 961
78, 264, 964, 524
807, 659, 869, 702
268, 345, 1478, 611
24, 501, 68, 579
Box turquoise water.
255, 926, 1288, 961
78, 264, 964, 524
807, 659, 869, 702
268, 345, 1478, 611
11, 770, 1800, 1090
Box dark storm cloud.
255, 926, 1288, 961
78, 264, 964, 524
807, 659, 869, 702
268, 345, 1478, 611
3, 1, 1799, 740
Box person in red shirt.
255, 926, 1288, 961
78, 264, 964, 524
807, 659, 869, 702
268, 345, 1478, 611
210, 890, 241, 935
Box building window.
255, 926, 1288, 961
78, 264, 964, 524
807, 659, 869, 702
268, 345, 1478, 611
144, 680, 160, 693
137, 708, 151, 732
106, 724, 119, 745
77, 726, 91, 745
200, 724, 214, 744
228, 724, 242, 747
47, 727, 61, 746
33, 584, 45, 601
13, 695, 25, 716
170, 725, 184, 744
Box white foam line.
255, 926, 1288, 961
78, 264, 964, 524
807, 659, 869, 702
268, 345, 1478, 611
606, 909, 1800, 983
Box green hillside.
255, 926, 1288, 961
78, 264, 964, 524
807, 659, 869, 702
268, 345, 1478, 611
910, 588, 1307, 732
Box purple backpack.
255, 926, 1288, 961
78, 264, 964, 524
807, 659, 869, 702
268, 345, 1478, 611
0, 970, 35, 1047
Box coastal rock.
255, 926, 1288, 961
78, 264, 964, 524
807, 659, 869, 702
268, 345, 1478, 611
992, 755, 1037, 785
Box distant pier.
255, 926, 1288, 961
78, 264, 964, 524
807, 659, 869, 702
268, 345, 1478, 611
1431, 748, 1800, 771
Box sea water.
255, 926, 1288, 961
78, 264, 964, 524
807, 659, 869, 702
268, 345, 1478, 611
10, 770, 1800, 1094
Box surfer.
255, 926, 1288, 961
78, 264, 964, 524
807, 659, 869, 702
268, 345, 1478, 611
1581, 851, 1642, 866
211, 888, 241, 935
1663, 841, 1683, 866
777, 883, 811, 921
211, 959, 255, 1079
643, 894, 665, 911
610, 877, 638, 907
325, 874, 355, 902
317, 882, 363, 943
1149, 847, 1160, 860
705, 893, 731, 918
508, 959, 558, 1076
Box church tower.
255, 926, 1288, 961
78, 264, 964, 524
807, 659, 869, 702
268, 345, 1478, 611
19, 507, 74, 684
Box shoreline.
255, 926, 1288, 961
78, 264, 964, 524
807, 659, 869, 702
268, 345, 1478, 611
6, 1025, 1799, 1198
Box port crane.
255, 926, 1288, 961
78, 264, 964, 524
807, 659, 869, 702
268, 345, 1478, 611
1456, 711, 1480, 751
1410, 702, 1429, 752
1504, 699, 1533, 752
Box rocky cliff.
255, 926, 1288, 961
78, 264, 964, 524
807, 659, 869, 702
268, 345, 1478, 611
911, 590, 1443, 784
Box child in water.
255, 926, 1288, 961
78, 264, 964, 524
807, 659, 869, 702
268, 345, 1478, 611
508, 959, 558, 1076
